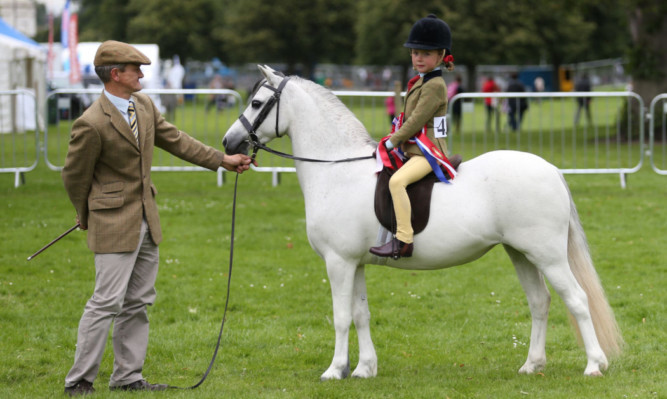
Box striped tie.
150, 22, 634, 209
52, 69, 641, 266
128, 101, 139, 145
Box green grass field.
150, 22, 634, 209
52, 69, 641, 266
0, 89, 665, 397
1, 158, 665, 398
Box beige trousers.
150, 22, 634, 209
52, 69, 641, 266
65, 219, 159, 388
388, 155, 433, 243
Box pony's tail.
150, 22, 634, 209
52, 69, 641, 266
564, 178, 624, 358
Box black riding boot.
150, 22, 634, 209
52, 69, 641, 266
369, 237, 413, 259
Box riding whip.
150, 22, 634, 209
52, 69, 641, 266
27, 223, 80, 261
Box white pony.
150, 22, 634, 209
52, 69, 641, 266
223, 65, 622, 380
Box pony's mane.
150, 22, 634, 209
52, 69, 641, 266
288, 76, 376, 146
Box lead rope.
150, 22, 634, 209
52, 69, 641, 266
169, 172, 240, 390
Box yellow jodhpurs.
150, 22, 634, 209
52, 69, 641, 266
388, 155, 433, 244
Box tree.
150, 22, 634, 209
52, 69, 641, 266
217, 0, 357, 78
354, 0, 613, 91
76, 0, 224, 61
78, 0, 132, 42
354, 0, 500, 88
354, 0, 415, 81
626, 1, 667, 107
436, 0, 518, 91
501, 0, 596, 90
126, 0, 223, 61
580, 0, 630, 61
621, 0, 667, 139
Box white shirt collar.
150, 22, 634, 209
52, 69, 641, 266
103, 89, 134, 116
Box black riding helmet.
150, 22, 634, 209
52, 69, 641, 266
404, 14, 452, 53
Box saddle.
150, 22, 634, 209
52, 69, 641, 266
374, 155, 462, 235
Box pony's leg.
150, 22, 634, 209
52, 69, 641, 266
320, 256, 356, 381
536, 262, 608, 376
504, 246, 550, 374
350, 265, 377, 378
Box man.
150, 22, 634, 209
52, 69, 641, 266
574, 73, 593, 126
62, 40, 253, 396
506, 72, 528, 132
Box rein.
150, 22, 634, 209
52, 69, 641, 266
169, 173, 240, 390
238, 77, 374, 164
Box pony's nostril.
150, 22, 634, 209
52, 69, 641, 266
222, 137, 228, 147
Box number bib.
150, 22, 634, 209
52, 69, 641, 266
433, 115, 447, 138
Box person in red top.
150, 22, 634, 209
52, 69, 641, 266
482, 76, 500, 132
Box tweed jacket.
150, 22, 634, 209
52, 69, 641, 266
62, 92, 224, 253
389, 70, 449, 158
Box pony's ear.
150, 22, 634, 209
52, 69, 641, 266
258, 65, 284, 87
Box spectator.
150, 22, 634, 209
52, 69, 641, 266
206, 74, 225, 112
385, 96, 396, 126
533, 75, 545, 104
481, 76, 500, 132
534, 76, 545, 93
506, 72, 528, 132
448, 75, 465, 133
574, 73, 593, 126
166, 55, 185, 105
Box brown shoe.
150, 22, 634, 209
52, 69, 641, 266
369, 238, 413, 259
64, 380, 95, 396
449, 154, 463, 170
110, 379, 168, 392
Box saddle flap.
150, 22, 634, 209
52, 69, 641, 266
374, 167, 437, 235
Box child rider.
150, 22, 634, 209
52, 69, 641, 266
370, 14, 459, 260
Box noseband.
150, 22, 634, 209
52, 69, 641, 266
236, 77, 374, 164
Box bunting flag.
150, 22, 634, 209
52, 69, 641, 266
68, 13, 81, 84
61, 0, 70, 48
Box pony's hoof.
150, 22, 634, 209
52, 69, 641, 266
320, 364, 350, 381
519, 362, 544, 374
584, 357, 607, 376
351, 363, 377, 379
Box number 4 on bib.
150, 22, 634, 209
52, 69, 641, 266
434, 115, 447, 138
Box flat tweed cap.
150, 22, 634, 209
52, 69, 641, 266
94, 40, 151, 66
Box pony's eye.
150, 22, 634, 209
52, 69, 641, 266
251, 100, 262, 109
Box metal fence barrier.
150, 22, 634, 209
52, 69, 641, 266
0, 89, 40, 187
43, 88, 244, 186
13, 87, 663, 189
448, 91, 645, 188
42, 88, 401, 187
648, 94, 667, 175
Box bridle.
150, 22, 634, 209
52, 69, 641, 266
237, 77, 374, 164
238, 77, 290, 160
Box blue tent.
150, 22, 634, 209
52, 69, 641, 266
0, 16, 41, 49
